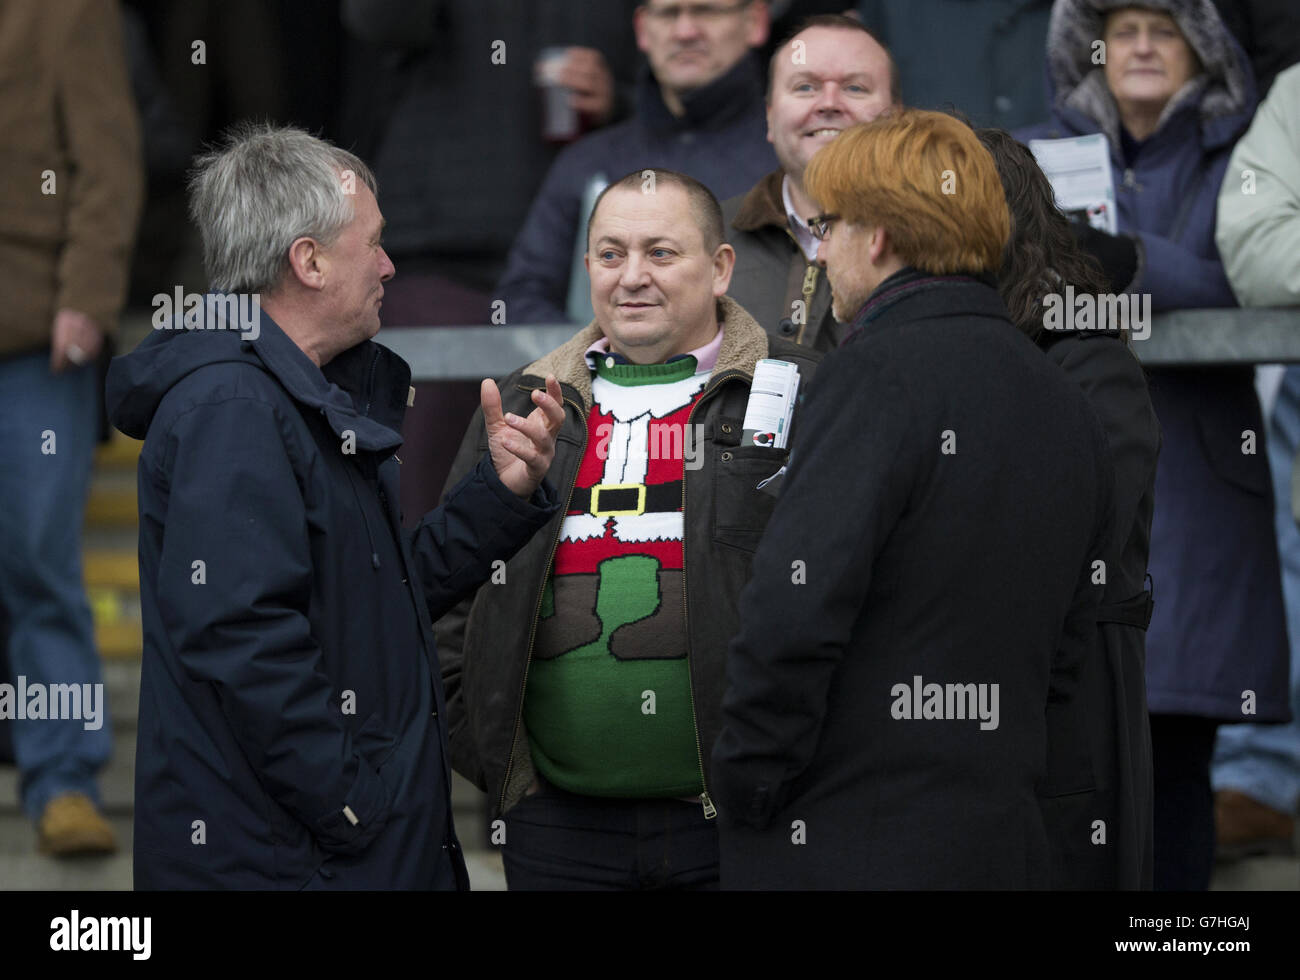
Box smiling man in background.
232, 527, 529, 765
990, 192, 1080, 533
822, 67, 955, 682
496, 0, 777, 324
722, 14, 900, 350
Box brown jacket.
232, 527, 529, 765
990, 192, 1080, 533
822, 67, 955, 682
434, 296, 821, 818
722, 170, 842, 353
0, 0, 143, 357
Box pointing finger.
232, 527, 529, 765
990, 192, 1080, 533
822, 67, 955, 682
539, 375, 565, 433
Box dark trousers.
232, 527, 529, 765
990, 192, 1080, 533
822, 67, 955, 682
1151, 714, 1220, 890
500, 778, 719, 890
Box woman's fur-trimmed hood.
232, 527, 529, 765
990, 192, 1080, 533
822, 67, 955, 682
1045, 0, 1255, 147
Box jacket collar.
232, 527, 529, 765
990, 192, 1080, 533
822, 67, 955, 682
522, 295, 771, 410
1061, 69, 1214, 150
250, 309, 410, 453
637, 53, 764, 137
844, 268, 1005, 343
731, 169, 789, 235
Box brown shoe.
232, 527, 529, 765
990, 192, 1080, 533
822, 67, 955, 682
36, 792, 117, 856
1215, 789, 1295, 861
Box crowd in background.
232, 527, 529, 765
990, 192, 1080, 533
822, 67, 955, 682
2, 0, 1299, 890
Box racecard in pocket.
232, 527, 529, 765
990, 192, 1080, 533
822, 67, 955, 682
741, 358, 801, 449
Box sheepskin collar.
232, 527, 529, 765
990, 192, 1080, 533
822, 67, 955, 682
520, 295, 770, 410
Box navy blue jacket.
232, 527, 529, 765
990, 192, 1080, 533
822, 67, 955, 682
1019, 0, 1289, 721
495, 54, 778, 324
106, 312, 557, 888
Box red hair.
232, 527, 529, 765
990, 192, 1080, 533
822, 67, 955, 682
804, 109, 1010, 274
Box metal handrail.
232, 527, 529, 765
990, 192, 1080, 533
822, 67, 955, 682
377, 309, 1300, 381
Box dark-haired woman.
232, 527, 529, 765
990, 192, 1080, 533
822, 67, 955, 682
1018, 0, 1288, 891
977, 126, 1160, 889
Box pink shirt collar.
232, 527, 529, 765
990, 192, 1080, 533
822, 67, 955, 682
584, 324, 724, 374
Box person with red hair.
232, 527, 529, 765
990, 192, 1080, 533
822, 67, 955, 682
711, 109, 1118, 888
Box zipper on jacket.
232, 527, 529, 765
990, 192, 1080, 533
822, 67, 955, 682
781, 226, 819, 348
796, 264, 819, 347
680, 367, 747, 821
498, 387, 587, 817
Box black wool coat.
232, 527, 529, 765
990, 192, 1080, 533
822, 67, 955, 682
1038, 330, 1161, 890
711, 272, 1115, 889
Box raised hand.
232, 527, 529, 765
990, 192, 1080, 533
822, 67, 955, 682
481, 374, 565, 498
557, 47, 615, 125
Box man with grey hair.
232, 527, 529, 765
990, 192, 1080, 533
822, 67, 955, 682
106, 123, 566, 889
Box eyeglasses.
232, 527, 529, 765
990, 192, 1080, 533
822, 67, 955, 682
807, 213, 839, 241
643, 1, 753, 24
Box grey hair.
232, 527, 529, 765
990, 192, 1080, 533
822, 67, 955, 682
187, 122, 378, 293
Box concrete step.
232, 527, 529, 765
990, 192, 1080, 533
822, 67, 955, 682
0, 823, 1291, 892
1212, 853, 1300, 890
84, 526, 140, 555
93, 431, 142, 471
0, 731, 135, 816
83, 453, 144, 660
450, 774, 490, 850
84, 486, 138, 529
87, 463, 138, 496
95, 619, 142, 661
84, 550, 139, 591
0, 810, 134, 854
84, 543, 143, 661
466, 850, 506, 890
104, 660, 141, 729
0, 828, 135, 889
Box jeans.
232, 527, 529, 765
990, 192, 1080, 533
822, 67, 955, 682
499, 775, 719, 890
0, 352, 111, 818
1212, 365, 1300, 816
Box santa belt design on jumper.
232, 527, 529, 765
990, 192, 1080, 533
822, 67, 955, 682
569, 480, 684, 517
